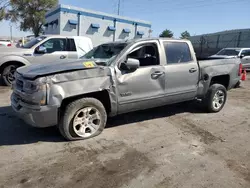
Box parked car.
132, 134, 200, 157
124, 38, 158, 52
210, 48, 250, 70
0, 39, 12, 47
0, 35, 93, 86
11, 38, 241, 141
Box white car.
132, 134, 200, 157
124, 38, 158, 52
0, 35, 93, 86
0, 39, 12, 47
210, 48, 250, 70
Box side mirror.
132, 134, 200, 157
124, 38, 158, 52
36, 46, 47, 54
239, 54, 245, 59
120, 58, 140, 71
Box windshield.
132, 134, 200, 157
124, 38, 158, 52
22, 36, 47, 48
216, 49, 240, 56
82, 43, 127, 61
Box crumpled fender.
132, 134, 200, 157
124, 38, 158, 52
45, 67, 117, 115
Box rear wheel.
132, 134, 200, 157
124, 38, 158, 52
58, 98, 107, 141
1, 64, 19, 86
203, 84, 227, 113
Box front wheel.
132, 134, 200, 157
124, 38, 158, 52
203, 84, 227, 113
58, 98, 107, 141
1, 64, 19, 86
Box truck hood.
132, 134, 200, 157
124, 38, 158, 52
0, 47, 31, 55
17, 59, 103, 79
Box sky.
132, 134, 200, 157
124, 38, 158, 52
0, 0, 249, 38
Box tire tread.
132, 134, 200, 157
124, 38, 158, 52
59, 97, 107, 141
203, 83, 227, 113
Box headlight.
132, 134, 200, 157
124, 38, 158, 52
23, 82, 48, 105
23, 81, 39, 93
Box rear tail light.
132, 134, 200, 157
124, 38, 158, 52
238, 63, 242, 76
7, 43, 11, 47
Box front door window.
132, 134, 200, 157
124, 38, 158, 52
36, 38, 67, 54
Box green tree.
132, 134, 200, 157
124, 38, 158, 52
3, 0, 58, 36
159, 29, 174, 38
180, 31, 191, 39
0, 0, 9, 20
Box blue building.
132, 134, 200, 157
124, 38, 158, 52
44, 4, 152, 46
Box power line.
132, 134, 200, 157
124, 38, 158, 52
123, 0, 248, 14
122, 0, 215, 10
117, 0, 121, 15
125, 0, 208, 6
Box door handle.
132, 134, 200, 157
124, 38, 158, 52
151, 71, 164, 79
60, 55, 67, 59
189, 68, 197, 73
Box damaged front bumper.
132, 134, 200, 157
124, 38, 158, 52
11, 89, 58, 128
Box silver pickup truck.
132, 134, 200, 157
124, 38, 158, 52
0, 35, 93, 86
11, 38, 241, 141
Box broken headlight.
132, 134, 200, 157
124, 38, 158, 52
23, 80, 48, 106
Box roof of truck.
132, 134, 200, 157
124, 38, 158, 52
100, 37, 190, 45
128, 37, 189, 42
40, 35, 91, 39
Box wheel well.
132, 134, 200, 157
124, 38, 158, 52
210, 75, 230, 89
59, 90, 111, 117
0, 61, 25, 73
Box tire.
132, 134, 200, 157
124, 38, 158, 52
203, 84, 227, 113
58, 98, 107, 141
1, 64, 19, 86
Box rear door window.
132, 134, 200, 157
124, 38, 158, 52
164, 42, 193, 64
67, 39, 77, 51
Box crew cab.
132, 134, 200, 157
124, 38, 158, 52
0, 35, 93, 86
11, 38, 241, 141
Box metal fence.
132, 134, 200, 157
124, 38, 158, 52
189, 29, 250, 58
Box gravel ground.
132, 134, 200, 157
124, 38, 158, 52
0, 76, 249, 188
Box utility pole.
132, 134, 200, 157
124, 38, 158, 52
117, 0, 121, 15
9, 23, 12, 41
148, 29, 153, 38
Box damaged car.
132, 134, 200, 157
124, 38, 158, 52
11, 38, 241, 140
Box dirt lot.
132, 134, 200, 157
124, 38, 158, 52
0, 76, 250, 188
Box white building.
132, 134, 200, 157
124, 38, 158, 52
44, 4, 152, 46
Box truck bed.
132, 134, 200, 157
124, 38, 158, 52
198, 58, 240, 68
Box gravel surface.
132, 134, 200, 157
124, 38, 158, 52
0, 76, 249, 188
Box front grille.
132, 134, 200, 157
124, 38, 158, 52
12, 92, 39, 109
22, 98, 39, 106
16, 79, 24, 90
11, 93, 22, 110
12, 93, 19, 103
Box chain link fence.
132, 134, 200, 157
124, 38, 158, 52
189, 29, 250, 58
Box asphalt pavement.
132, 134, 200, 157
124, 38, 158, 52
0, 77, 249, 188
